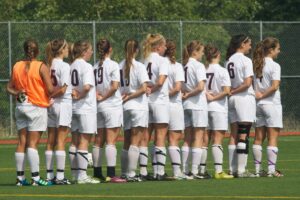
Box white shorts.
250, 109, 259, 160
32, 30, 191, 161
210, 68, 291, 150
97, 107, 123, 129
169, 103, 184, 131
184, 109, 208, 128
149, 103, 169, 124
228, 95, 256, 123
207, 111, 228, 131
15, 103, 47, 131
48, 101, 72, 128
255, 104, 283, 128
123, 110, 148, 131
71, 113, 97, 134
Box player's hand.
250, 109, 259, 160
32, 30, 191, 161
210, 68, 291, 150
255, 91, 263, 100
146, 86, 152, 96
49, 98, 55, 106
122, 94, 129, 103
206, 92, 214, 101
182, 92, 189, 100
72, 89, 80, 100
96, 92, 103, 101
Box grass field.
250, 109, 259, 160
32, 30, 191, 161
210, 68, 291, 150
0, 136, 300, 200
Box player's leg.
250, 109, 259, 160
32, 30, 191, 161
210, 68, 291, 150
45, 127, 56, 182
182, 109, 193, 175
121, 130, 131, 178
199, 130, 210, 178
154, 123, 168, 180
168, 130, 183, 178
139, 126, 152, 179
15, 128, 29, 186
93, 128, 105, 180
253, 126, 266, 176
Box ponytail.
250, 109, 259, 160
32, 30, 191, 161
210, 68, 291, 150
96, 38, 111, 67
23, 39, 39, 70
164, 39, 176, 64
72, 40, 91, 61
226, 34, 250, 60
124, 39, 139, 80
183, 40, 203, 66
142, 33, 165, 59
45, 39, 67, 66
204, 44, 220, 63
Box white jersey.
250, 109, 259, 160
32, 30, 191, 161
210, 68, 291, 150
70, 58, 96, 114
182, 57, 207, 110
206, 63, 231, 113
226, 52, 255, 96
254, 57, 281, 105
94, 57, 122, 111
143, 52, 169, 105
168, 60, 184, 104
119, 59, 149, 111
50, 58, 72, 102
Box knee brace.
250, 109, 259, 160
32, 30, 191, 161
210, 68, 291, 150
237, 139, 247, 154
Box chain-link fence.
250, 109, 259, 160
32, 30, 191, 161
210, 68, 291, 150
0, 21, 299, 137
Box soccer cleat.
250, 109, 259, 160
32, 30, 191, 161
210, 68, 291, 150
254, 170, 268, 177
237, 171, 256, 178
214, 171, 234, 179
54, 178, 72, 185
139, 174, 156, 181
174, 173, 194, 180
126, 175, 142, 182
267, 170, 283, 178
109, 176, 127, 183
46, 177, 56, 185
31, 178, 53, 186
198, 171, 212, 179
156, 173, 175, 181
16, 179, 30, 186
77, 176, 100, 184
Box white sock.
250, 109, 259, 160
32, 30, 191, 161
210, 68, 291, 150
181, 146, 190, 174
191, 147, 202, 175
55, 150, 66, 180
15, 152, 26, 181
151, 145, 158, 176
168, 146, 182, 176
212, 145, 223, 173
121, 149, 128, 176
228, 145, 237, 173
105, 144, 117, 167
267, 146, 278, 173
77, 150, 88, 180
69, 146, 78, 179
45, 150, 54, 180
252, 144, 262, 173
200, 147, 208, 174
27, 148, 40, 181
237, 142, 247, 174
139, 147, 148, 176
128, 145, 140, 177
155, 146, 167, 176
92, 146, 103, 168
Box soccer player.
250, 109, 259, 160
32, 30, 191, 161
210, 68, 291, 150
141, 33, 170, 180
93, 38, 126, 183
69, 40, 99, 184
164, 39, 189, 180
182, 40, 208, 179
226, 34, 256, 178
45, 39, 72, 185
119, 39, 149, 181
204, 44, 233, 179
252, 37, 283, 177
7, 39, 54, 186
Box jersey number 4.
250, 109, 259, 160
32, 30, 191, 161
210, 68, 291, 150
147, 63, 153, 80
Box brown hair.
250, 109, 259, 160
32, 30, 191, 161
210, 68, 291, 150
226, 34, 250, 60
142, 33, 165, 59
182, 40, 204, 65
72, 40, 91, 61
45, 39, 67, 66
164, 39, 176, 64
253, 37, 279, 78
96, 38, 111, 67
124, 39, 139, 80
23, 39, 39, 70
204, 44, 220, 63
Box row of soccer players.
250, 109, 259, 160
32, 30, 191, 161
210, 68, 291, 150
9, 33, 282, 186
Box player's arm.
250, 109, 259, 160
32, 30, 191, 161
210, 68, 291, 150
230, 76, 252, 95
97, 81, 119, 102
123, 82, 147, 103
169, 81, 182, 97
50, 84, 68, 98
40, 63, 54, 96
183, 80, 205, 99
6, 77, 22, 96
72, 84, 91, 100
256, 80, 280, 100
206, 86, 231, 102
150, 75, 167, 93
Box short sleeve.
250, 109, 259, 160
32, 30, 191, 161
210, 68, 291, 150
271, 63, 281, 81
243, 57, 254, 78
110, 63, 120, 82
196, 63, 207, 82
159, 57, 169, 76
175, 63, 184, 82
138, 63, 150, 84
221, 69, 231, 87
60, 64, 71, 86
83, 65, 95, 87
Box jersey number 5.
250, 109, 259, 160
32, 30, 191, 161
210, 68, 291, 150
50, 69, 58, 86
227, 62, 235, 79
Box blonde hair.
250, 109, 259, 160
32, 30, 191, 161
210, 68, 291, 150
45, 39, 67, 66
253, 37, 279, 78
142, 33, 165, 59
183, 40, 204, 65
124, 39, 139, 80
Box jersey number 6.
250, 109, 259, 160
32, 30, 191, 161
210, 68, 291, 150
227, 62, 235, 79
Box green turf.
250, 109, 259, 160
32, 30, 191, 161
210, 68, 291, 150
0, 136, 300, 200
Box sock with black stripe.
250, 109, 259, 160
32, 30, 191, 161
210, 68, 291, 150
168, 146, 181, 176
